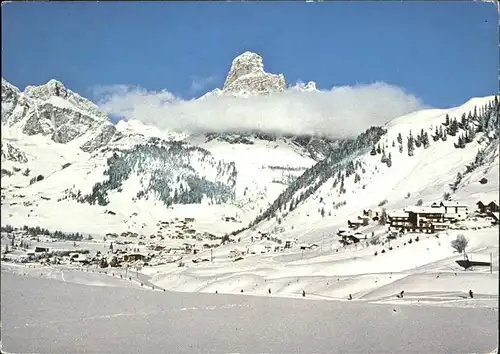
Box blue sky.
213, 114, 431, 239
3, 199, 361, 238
1, 1, 498, 110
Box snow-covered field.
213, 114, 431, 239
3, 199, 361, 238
1, 270, 498, 354
137, 226, 499, 306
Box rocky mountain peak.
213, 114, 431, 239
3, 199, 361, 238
1, 78, 22, 123
24, 79, 105, 119
221, 51, 286, 96
1, 78, 116, 152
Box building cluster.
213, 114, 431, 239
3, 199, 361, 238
336, 199, 499, 246
388, 199, 499, 233
387, 201, 469, 233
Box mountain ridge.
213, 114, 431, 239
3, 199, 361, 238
1, 53, 498, 240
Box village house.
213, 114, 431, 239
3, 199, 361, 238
388, 210, 411, 229
363, 209, 382, 220
229, 248, 246, 258
299, 243, 319, 250
122, 253, 147, 263
340, 233, 362, 245
389, 206, 453, 233
477, 200, 499, 214
337, 228, 349, 237
184, 217, 195, 223
222, 216, 238, 222
283, 239, 297, 249
431, 201, 469, 220
347, 219, 364, 229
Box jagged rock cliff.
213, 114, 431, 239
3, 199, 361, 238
1, 78, 116, 152
222, 51, 286, 95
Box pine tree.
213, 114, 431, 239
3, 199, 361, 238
415, 135, 422, 148
399, 144, 403, 154
407, 133, 415, 157
397, 133, 403, 144
455, 135, 466, 149
423, 132, 430, 149
459, 113, 466, 129
476, 114, 485, 133
376, 143, 381, 154
386, 152, 392, 167
441, 129, 447, 141
433, 126, 440, 141
381, 151, 387, 163
392, 140, 395, 147
370, 146, 376, 156
448, 118, 459, 136
444, 114, 450, 126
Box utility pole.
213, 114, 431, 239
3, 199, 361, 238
490, 252, 493, 274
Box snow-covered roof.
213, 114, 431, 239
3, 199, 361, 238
405, 206, 445, 214
440, 201, 469, 208
388, 210, 409, 218
477, 199, 498, 206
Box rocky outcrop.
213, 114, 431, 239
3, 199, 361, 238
222, 52, 286, 96
81, 123, 117, 152
200, 52, 318, 99
2, 78, 116, 152
1, 78, 20, 123
1, 142, 28, 163
24, 79, 107, 119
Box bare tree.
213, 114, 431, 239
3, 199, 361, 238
451, 234, 469, 260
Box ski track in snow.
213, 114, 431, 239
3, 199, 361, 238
12, 303, 251, 330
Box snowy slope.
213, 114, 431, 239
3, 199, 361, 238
1, 81, 498, 313
246, 95, 499, 245
1, 51, 340, 237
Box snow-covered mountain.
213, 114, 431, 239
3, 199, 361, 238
1, 54, 498, 240
243, 96, 500, 244
197, 51, 339, 160
2, 78, 116, 152
0, 65, 325, 234
201, 51, 287, 98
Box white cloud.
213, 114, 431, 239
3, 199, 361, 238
189, 75, 218, 94
94, 82, 426, 139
